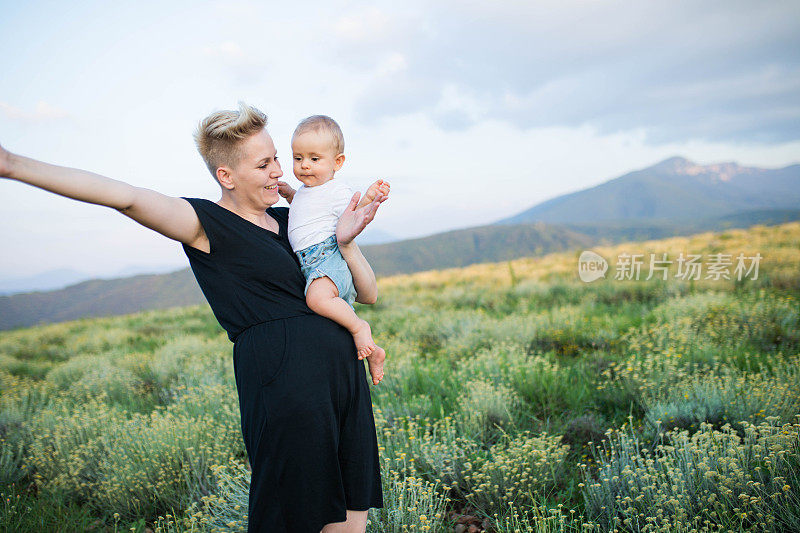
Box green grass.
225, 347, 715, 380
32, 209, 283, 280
1, 222, 799, 532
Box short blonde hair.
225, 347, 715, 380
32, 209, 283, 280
293, 115, 345, 154
194, 102, 268, 177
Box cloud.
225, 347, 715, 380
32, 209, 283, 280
333, 0, 800, 143
203, 41, 246, 61
201, 41, 271, 86
335, 7, 395, 44
0, 101, 70, 121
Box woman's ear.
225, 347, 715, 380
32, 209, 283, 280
216, 166, 235, 190
334, 153, 346, 171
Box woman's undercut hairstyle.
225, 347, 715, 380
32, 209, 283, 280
293, 115, 345, 154
194, 102, 268, 178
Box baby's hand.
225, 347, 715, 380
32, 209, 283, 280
364, 179, 391, 203
277, 181, 296, 203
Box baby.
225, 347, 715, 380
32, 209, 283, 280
280, 115, 389, 385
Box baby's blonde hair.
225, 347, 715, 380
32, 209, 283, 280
293, 115, 345, 154
194, 102, 268, 177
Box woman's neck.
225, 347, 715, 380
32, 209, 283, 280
217, 193, 276, 229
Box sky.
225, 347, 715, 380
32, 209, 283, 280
1, 0, 799, 281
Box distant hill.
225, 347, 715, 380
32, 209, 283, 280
0, 270, 205, 331
499, 157, 800, 225
0, 268, 92, 296
561, 208, 800, 244
361, 222, 594, 276
356, 227, 399, 245
0, 263, 189, 296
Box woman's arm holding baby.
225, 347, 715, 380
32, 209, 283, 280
0, 144, 207, 250
340, 242, 378, 304
336, 191, 385, 304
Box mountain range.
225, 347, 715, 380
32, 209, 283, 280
1, 156, 797, 330
500, 156, 800, 225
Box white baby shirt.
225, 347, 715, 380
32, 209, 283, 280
288, 179, 354, 252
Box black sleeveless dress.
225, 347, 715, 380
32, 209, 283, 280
180, 198, 383, 532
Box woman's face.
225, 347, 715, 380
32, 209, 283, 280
228, 129, 283, 209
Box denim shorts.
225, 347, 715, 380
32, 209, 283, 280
296, 235, 357, 307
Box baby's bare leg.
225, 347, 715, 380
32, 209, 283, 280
306, 277, 385, 384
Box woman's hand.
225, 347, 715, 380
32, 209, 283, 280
336, 191, 386, 246
0, 143, 12, 178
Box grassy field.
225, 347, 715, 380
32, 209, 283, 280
1, 222, 799, 532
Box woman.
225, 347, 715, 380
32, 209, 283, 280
0, 103, 384, 532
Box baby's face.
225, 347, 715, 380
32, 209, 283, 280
291, 131, 344, 187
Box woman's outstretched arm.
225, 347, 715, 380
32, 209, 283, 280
336, 191, 385, 305
0, 144, 207, 250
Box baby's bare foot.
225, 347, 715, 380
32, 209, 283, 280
366, 346, 386, 385
351, 319, 376, 360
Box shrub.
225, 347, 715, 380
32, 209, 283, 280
463, 430, 570, 515
641, 356, 800, 436
581, 418, 800, 532
459, 378, 521, 441
367, 472, 448, 533
154, 460, 250, 533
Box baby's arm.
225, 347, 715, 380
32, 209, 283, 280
356, 179, 390, 209
277, 181, 296, 203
